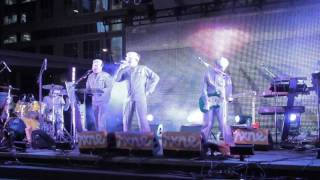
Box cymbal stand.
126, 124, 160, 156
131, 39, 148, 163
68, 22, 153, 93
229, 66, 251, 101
37, 59, 47, 123
5, 86, 12, 120
52, 96, 57, 140
0, 86, 12, 123
0, 62, 11, 122
73, 70, 92, 133
64, 70, 91, 144
261, 65, 280, 147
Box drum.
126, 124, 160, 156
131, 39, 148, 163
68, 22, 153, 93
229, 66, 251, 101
40, 120, 54, 138
0, 92, 8, 108
4, 118, 26, 141
22, 117, 40, 130
14, 101, 27, 117
27, 101, 40, 113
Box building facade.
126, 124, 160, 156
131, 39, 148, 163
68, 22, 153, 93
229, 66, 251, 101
0, 0, 124, 63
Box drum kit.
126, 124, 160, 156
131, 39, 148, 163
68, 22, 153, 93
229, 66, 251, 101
0, 84, 68, 145
0, 80, 105, 150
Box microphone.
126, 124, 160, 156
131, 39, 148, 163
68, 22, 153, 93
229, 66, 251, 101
74, 69, 92, 85
197, 57, 229, 76
197, 57, 210, 68
2, 61, 11, 72
86, 69, 93, 75
44, 58, 47, 70
82, 69, 93, 78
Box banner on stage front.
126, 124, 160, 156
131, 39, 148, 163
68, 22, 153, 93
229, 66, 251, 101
233, 128, 269, 145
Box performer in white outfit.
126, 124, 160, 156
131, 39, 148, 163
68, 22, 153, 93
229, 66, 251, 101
86, 59, 113, 131
201, 57, 234, 145
115, 52, 160, 132
43, 89, 70, 138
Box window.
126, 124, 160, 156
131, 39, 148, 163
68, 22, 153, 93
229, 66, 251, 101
5, 0, 17, 5
3, 14, 17, 25
83, 40, 100, 59
95, 0, 108, 12
21, 0, 36, 3
3, 35, 17, 44
111, 19, 123, 31
81, 0, 108, 13
111, 0, 122, 10
96, 22, 109, 33
40, 0, 53, 19
21, 13, 27, 23
64, 42, 78, 57
21, 33, 31, 42
40, 45, 54, 55
111, 37, 123, 60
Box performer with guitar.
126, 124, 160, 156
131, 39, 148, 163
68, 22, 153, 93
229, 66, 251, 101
200, 57, 234, 145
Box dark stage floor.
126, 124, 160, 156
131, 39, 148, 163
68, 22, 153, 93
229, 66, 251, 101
0, 147, 319, 179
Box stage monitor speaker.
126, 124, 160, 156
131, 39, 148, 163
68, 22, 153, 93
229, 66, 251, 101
230, 144, 254, 161
162, 131, 202, 157
232, 127, 273, 150
31, 130, 55, 149
78, 131, 108, 154
56, 141, 73, 151
108, 132, 156, 156
180, 124, 202, 133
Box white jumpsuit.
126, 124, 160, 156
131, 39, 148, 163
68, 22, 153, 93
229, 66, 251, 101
115, 65, 160, 132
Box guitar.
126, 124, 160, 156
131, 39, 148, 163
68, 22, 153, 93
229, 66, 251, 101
199, 90, 257, 113
199, 92, 222, 113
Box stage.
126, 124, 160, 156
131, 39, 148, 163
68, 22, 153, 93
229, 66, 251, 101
0, 147, 319, 179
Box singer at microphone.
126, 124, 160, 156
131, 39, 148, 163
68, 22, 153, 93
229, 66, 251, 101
86, 59, 113, 131
84, 69, 93, 77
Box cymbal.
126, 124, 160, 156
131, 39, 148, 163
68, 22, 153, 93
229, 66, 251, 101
43, 84, 64, 90
60, 89, 68, 95
77, 88, 104, 94
51, 89, 68, 96
0, 85, 19, 91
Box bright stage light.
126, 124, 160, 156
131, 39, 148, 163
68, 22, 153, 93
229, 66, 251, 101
187, 110, 203, 124
234, 115, 252, 125
71, 67, 76, 83
146, 114, 154, 122
235, 115, 241, 123
73, 9, 79, 14
219, 57, 229, 71
289, 114, 297, 122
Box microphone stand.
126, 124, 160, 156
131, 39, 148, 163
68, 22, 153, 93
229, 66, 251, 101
68, 70, 92, 141
37, 59, 47, 123
74, 70, 92, 86
260, 64, 281, 147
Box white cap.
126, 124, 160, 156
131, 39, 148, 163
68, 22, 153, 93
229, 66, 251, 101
126, 51, 140, 61
93, 59, 103, 64
217, 57, 229, 71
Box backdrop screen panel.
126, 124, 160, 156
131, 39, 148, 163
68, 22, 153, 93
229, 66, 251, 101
123, 4, 320, 134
